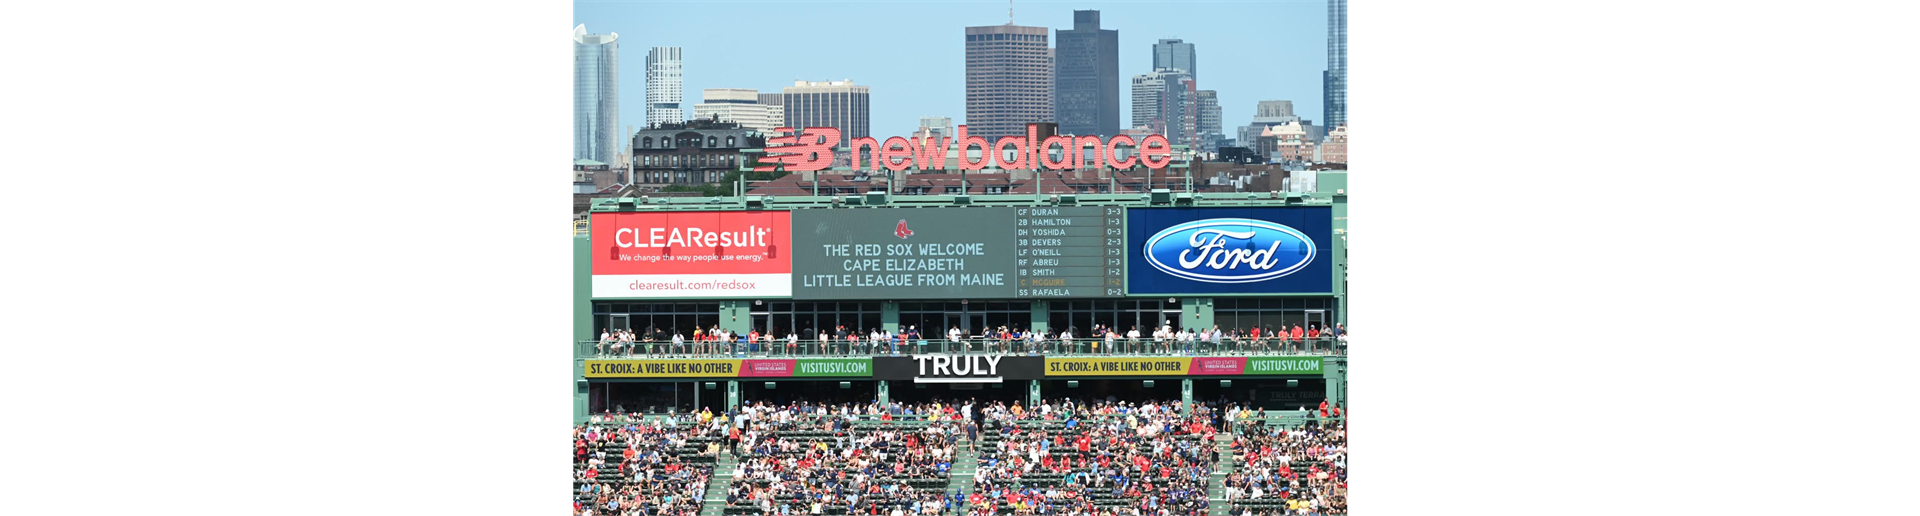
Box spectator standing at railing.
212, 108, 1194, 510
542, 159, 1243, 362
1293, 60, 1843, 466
787, 330, 799, 355
597, 328, 612, 356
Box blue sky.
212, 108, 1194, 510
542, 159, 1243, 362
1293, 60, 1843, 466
575, 0, 1328, 140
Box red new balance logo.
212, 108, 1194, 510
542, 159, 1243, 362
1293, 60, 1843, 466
894, 219, 914, 239
754, 127, 840, 172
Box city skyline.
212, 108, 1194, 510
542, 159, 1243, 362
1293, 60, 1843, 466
574, 1, 1329, 144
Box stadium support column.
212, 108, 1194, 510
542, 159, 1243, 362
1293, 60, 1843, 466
1183, 298, 1213, 334
1181, 379, 1193, 415
575, 379, 590, 424
1028, 379, 1042, 407
1322, 356, 1346, 408
726, 381, 740, 410
877, 380, 890, 405
882, 301, 899, 335
1031, 301, 1049, 334
720, 300, 752, 337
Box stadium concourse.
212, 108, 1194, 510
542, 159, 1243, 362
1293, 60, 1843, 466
574, 399, 1345, 516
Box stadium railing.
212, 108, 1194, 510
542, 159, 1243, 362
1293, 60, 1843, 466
577, 335, 1348, 359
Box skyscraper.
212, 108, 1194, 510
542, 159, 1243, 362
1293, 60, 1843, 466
781, 80, 869, 149
1152, 39, 1197, 80
646, 46, 684, 127
1130, 69, 1192, 142
573, 25, 618, 164
964, 23, 1053, 141
1053, 10, 1119, 138
1324, 0, 1347, 131
692, 89, 783, 132
1196, 89, 1222, 152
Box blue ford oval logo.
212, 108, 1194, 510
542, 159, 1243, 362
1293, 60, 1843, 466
1142, 218, 1315, 283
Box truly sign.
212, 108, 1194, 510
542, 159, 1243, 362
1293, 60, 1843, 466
753, 124, 1174, 173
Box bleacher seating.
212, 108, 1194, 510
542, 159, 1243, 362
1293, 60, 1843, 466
574, 417, 716, 516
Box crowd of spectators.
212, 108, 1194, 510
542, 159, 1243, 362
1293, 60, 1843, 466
577, 396, 1348, 516
573, 419, 716, 516
595, 323, 1349, 358
1223, 418, 1347, 515
965, 399, 1218, 516
718, 401, 962, 516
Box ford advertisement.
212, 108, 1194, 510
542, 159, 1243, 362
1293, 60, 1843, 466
1126, 207, 1333, 295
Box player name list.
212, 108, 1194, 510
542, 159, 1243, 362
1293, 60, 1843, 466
1015, 206, 1125, 298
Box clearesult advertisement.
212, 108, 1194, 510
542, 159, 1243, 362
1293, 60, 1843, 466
590, 211, 792, 298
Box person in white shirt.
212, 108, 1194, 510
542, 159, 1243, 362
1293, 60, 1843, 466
597, 329, 612, 356
948, 326, 962, 354
786, 331, 798, 355
1102, 329, 1114, 355
672, 331, 685, 356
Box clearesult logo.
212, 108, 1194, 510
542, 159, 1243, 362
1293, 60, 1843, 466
1142, 218, 1316, 283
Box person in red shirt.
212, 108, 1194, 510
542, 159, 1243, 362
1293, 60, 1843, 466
1318, 398, 1331, 420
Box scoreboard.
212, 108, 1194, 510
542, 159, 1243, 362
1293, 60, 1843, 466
792, 206, 1125, 300
1013, 206, 1126, 298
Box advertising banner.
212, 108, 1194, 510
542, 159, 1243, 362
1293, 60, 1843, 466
792, 358, 874, 377
791, 208, 1018, 300
590, 211, 792, 298
1126, 207, 1334, 295
583, 359, 743, 378
1041, 356, 1326, 377
1044, 357, 1192, 376
583, 358, 873, 379
873, 355, 1045, 382
1243, 356, 1326, 375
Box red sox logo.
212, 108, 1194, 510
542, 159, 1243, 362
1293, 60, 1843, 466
753, 127, 840, 172
894, 219, 914, 239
